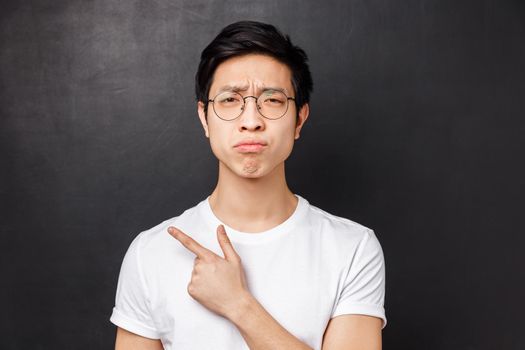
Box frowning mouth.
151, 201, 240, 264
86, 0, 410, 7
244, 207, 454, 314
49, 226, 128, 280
233, 140, 268, 153
235, 144, 266, 152
234, 139, 267, 146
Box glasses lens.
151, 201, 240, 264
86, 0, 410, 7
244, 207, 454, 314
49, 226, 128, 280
213, 91, 243, 120
258, 90, 289, 119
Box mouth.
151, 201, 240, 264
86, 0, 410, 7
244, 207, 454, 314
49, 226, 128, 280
234, 143, 267, 153
233, 139, 268, 153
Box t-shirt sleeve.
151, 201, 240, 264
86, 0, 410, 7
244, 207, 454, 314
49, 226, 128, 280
109, 233, 160, 339
331, 228, 387, 329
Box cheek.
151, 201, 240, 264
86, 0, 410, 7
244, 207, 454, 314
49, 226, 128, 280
208, 132, 222, 156
271, 123, 296, 158
207, 124, 231, 157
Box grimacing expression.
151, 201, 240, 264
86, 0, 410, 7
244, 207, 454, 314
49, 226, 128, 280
198, 54, 309, 179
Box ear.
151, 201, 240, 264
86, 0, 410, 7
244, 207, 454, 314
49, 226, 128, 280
197, 101, 210, 138
294, 103, 310, 140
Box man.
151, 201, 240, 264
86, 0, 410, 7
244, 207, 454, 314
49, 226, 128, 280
110, 21, 386, 350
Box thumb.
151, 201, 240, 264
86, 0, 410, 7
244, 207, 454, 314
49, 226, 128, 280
216, 225, 239, 262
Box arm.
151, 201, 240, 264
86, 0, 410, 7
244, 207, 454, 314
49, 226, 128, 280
321, 315, 382, 350
228, 292, 314, 350
229, 294, 382, 350
111, 234, 164, 348
321, 229, 386, 349
115, 327, 164, 350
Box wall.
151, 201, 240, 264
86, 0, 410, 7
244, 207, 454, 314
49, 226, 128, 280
1, 0, 524, 348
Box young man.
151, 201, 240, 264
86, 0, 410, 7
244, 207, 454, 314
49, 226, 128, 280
110, 21, 386, 350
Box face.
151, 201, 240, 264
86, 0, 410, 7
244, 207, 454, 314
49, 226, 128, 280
198, 54, 309, 179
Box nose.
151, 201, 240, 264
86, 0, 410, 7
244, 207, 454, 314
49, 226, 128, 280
238, 96, 265, 132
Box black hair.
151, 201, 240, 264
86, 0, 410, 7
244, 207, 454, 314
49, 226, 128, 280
195, 21, 313, 117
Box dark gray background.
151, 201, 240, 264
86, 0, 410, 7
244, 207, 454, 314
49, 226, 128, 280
1, 0, 524, 349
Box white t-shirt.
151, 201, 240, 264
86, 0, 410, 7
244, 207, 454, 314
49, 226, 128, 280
110, 194, 387, 349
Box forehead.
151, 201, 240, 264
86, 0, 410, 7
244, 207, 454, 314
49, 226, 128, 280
209, 54, 293, 96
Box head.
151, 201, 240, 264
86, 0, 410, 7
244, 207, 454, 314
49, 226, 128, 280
195, 20, 313, 120
195, 21, 313, 179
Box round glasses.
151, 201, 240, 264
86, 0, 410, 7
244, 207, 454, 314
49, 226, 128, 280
208, 90, 295, 121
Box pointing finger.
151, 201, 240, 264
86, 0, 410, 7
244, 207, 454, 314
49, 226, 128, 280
168, 226, 216, 260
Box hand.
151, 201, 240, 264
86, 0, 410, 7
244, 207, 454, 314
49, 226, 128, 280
167, 224, 250, 319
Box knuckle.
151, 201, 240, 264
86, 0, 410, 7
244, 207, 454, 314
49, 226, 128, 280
206, 254, 217, 263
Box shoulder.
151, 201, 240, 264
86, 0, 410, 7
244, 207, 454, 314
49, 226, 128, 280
301, 199, 383, 261
306, 200, 374, 241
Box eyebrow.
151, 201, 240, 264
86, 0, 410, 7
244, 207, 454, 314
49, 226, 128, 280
216, 85, 289, 95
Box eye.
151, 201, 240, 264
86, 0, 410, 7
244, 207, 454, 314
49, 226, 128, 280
216, 92, 242, 106
267, 98, 284, 104
262, 95, 286, 106
260, 90, 287, 107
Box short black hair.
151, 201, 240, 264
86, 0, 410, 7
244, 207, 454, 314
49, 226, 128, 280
195, 21, 313, 117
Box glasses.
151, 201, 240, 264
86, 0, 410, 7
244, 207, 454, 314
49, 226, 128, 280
208, 90, 295, 121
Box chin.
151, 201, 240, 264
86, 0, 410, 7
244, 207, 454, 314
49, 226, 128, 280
238, 163, 266, 178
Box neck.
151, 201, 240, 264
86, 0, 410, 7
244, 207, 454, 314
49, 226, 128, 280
208, 161, 298, 233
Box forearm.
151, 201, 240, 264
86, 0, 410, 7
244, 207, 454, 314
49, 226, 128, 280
228, 292, 314, 350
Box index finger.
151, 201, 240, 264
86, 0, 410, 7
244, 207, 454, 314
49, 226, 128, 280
168, 226, 216, 259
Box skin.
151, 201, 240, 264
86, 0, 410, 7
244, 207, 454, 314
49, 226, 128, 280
115, 54, 382, 349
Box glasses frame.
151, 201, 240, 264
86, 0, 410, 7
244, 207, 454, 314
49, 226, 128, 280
207, 90, 296, 121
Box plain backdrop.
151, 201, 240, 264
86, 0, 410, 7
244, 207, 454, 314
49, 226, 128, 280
1, 0, 524, 349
